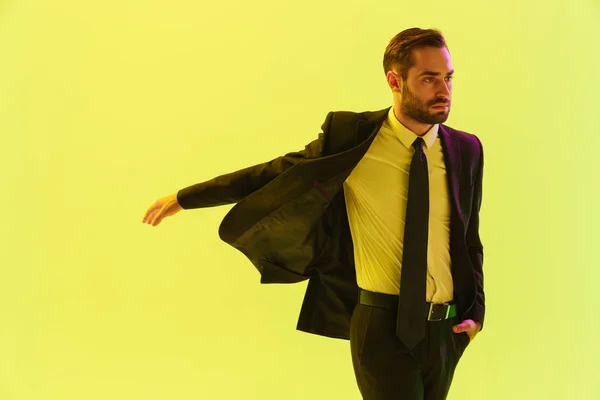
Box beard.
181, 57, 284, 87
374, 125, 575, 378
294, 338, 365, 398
400, 83, 450, 124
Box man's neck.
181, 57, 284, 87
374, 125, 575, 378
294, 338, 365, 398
393, 108, 433, 137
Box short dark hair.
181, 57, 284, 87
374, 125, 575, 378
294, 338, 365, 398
383, 28, 448, 80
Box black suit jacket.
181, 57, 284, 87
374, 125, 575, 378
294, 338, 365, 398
176, 106, 485, 340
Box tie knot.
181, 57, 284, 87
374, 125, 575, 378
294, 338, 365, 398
412, 137, 426, 162
412, 137, 424, 151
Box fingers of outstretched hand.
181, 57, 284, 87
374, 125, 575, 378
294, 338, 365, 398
143, 204, 162, 226
144, 195, 178, 226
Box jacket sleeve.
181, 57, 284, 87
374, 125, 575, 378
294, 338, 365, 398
176, 112, 333, 209
465, 136, 485, 330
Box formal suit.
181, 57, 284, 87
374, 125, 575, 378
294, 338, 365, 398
176, 105, 484, 398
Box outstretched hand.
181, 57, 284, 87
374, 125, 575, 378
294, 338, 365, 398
142, 193, 183, 227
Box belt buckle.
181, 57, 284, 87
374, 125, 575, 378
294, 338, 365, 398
428, 303, 450, 321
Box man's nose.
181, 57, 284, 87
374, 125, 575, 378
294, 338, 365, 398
437, 82, 451, 98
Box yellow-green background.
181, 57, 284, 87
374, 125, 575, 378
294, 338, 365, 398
2, 0, 599, 399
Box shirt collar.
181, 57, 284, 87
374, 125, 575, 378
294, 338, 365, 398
387, 105, 438, 150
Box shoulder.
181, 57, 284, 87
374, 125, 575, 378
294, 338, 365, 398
326, 109, 366, 125
328, 107, 385, 122
441, 124, 481, 145
441, 124, 484, 154
318, 109, 369, 156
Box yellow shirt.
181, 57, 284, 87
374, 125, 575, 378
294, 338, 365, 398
343, 106, 453, 303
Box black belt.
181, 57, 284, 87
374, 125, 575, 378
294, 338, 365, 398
358, 288, 457, 321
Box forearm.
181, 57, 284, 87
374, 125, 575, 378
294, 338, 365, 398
176, 155, 301, 209
176, 132, 326, 210
468, 247, 485, 328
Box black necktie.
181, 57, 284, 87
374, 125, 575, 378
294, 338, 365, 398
396, 137, 429, 349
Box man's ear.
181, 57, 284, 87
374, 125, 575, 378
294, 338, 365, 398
388, 71, 402, 92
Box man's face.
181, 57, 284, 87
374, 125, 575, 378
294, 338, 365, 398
399, 46, 454, 124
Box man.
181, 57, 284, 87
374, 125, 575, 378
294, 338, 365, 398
143, 27, 485, 400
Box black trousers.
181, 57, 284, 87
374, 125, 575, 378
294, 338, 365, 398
350, 302, 471, 400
